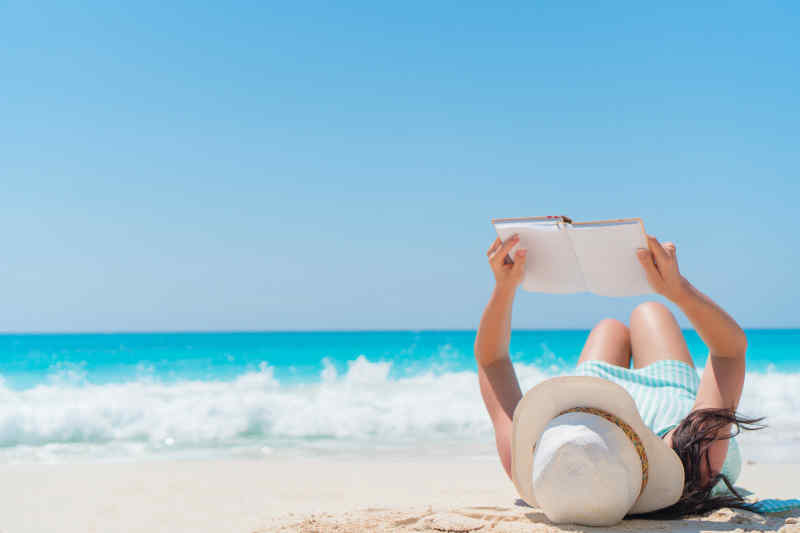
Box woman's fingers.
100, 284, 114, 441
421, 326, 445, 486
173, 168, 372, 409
511, 248, 528, 274
487, 237, 501, 257
490, 234, 519, 266
637, 248, 663, 290
647, 235, 671, 267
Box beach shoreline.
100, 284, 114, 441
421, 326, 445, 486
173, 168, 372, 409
1, 457, 798, 532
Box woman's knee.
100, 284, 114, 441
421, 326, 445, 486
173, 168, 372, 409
630, 301, 674, 326
592, 318, 631, 343
579, 318, 631, 367
629, 301, 693, 368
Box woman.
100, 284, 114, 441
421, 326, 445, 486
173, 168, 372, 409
474, 232, 763, 518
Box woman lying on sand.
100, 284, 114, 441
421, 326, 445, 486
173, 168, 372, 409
474, 233, 763, 524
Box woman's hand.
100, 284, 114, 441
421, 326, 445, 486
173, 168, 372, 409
636, 235, 689, 303
487, 234, 527, 292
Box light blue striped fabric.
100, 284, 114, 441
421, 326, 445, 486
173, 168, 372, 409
568, 359, 741, 495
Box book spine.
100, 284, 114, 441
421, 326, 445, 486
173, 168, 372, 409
491, 215, 572, 224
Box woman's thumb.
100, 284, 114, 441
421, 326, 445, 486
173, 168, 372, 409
637, 248, 661, 287
512, 249, 527, 273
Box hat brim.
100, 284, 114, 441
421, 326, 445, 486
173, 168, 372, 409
511, 376, 685, 514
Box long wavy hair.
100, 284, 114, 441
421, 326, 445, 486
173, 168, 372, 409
629, 407, 766, 520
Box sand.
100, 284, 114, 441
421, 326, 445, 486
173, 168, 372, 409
0, 457, 797, 533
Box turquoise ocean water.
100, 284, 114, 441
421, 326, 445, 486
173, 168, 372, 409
0, 330, 797, 463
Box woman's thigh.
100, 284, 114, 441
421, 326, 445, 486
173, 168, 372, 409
577, 318, 632, 368
629, 301, 695, 369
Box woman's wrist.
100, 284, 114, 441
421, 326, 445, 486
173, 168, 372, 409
493, 282, 518, 299
669, 277, 695, 307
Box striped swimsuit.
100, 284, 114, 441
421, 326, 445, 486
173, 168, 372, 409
569, 359, 741, 495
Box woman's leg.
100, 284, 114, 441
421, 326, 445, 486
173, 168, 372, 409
577, 318, 632, 368
629, 301, 695, 369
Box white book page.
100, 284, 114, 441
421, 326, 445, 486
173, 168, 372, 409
566, 221, 652, 297
493, 221, 585, 293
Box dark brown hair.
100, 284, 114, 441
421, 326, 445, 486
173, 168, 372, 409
629, 407, 766, 520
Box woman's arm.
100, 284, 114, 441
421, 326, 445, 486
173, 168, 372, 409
672, 283, 748, 362
637, 234, 747, 361
474, 235, 527, 479
636, 236, 747, 410
637, 235, 746, 476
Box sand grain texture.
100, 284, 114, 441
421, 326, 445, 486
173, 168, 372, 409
267, 504, 800, 533
0, 458, 797, 533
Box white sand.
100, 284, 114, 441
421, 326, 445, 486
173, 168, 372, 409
0, 457, 797, 533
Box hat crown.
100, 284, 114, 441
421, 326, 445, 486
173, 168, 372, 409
511, 376, 685, 523
532, 412, 641, 526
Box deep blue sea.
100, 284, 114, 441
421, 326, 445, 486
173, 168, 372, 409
0, 330, 797, 463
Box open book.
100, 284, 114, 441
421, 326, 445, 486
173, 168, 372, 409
492, 215, 652, 297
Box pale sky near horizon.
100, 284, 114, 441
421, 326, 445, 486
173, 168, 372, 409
1, 2, 798, 332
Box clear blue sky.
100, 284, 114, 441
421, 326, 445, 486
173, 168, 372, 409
1, 2, 798, 332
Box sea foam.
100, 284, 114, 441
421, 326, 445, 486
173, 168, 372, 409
0, 356, 796, 463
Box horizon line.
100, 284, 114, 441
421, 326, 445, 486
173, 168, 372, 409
0, 327, 797, 335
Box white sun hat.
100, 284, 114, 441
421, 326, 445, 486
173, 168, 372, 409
511, 376, 685, 526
